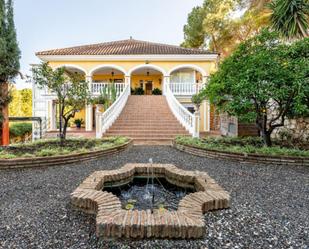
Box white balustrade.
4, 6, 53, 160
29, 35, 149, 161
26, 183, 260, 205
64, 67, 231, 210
91, 82, 125, 97
165, 83, 198, 137
169, 82, 204, 95
96, 84, 130, 138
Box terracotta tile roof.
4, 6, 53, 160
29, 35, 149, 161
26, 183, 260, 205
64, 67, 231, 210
36, 39, 216, 56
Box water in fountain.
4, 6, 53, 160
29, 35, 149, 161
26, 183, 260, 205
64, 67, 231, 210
103, 159, 194, 211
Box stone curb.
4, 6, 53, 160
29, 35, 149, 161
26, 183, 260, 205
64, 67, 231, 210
71, 163, 230, 239
173, 141, 309, 166
0, 140, 133, 170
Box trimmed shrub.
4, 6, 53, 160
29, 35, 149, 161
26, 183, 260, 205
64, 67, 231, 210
9, 123, 32, 141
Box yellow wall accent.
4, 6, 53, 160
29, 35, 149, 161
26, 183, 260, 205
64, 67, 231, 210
48, 60, 217, 76
92, 74, 124, 82
131, 74, 162, 91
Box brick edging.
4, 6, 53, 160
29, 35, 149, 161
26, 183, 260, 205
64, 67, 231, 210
173, 141, 309, 166
0, 140, 133, 170
71, 163, 230, 239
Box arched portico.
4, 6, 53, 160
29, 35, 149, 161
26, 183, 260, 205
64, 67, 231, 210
168, 64, 208, 77
129, 65, 165, 95
168, 64, 208, 96
89, 64, 127, 76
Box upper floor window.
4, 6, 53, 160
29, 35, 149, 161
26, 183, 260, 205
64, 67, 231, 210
170, 70, 195, 83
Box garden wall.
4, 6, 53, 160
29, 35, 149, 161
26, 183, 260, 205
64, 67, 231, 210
173, 141, 309, 166
0, 140, 132, 170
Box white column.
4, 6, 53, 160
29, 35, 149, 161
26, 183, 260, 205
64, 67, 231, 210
48, 100, 57, 130
85, 104, 93, 131
163, 75, 170, 96
125, 75, 131, 88
85, 75, 93, 131
202, 76, 209, 85
51, 101, 57, 130
193, 109, 200, 138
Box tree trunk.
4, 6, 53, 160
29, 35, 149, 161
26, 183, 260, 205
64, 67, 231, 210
58, 101, 63, 140
0, 83, 10, 146
262, 131, 272, 147
63, 117, 69, 141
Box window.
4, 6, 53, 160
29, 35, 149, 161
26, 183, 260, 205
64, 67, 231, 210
170, 70, 195, 83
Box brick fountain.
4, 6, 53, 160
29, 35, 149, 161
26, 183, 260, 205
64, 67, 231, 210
71, 163, 230, 239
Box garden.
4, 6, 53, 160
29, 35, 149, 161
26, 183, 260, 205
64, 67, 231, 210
0, 136, 129, 159
175, 136, 309, 157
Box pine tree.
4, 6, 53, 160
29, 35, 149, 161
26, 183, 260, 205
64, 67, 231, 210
0, 0, 20, 145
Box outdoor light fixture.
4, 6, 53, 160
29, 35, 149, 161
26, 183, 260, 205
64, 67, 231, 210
111, 71, 115, 77
147, 70, 150, 76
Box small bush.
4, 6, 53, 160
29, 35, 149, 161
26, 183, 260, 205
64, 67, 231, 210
132, 87, 144, 95
152, 88, 162, 95
10, 123, 32, 141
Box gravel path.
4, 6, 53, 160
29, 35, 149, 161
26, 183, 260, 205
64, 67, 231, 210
0, 146, 308, 249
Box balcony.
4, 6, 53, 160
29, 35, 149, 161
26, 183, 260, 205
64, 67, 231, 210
91, 82, 125, 96
169, 82, 204, 96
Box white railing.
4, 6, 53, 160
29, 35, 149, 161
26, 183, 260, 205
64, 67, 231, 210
169, 82, 204, 95
91, 82, 125, 97
165, 83, 198, 137
96, 84, 130, 138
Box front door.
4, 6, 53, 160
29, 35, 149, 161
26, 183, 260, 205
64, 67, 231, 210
145, 81, 153, 95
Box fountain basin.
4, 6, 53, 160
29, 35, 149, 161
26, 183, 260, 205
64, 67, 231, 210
71, 163, 230, 239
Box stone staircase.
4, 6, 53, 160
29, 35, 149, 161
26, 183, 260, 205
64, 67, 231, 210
104, 95, 189, 144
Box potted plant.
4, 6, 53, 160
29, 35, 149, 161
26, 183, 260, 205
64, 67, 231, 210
74, 119, 84, 129
152, 88, 162, 95
133, 87, 144, 95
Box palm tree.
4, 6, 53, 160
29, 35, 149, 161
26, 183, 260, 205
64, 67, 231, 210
269, 0, 309, 39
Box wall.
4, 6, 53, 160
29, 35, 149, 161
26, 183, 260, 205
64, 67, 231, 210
272, 117, 309, 142
131, 74, 162, 91
92, 74, 124, 82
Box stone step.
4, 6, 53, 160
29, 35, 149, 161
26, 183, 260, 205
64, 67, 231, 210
113, 120, 183, 125
103, 95, 190, 144
106, 130, 187, 136
107, 128, 186, 132
104, 133, 185, 138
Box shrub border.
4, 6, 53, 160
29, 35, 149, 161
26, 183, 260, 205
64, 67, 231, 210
0, 139, 133, 170
173, 140, 309, 166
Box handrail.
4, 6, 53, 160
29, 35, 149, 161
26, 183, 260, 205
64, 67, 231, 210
165, 83, 197, 136
96, 84, 130, 138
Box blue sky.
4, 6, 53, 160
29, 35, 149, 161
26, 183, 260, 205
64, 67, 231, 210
14, 0, 204, 88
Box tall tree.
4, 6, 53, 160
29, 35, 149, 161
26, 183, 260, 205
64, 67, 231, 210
0, 0, 20, 145
181, 6, 206, 48
9, 87, 32, 117
201, 30, 309, 146
181, 0, 271, 56
269, 0, 309, 39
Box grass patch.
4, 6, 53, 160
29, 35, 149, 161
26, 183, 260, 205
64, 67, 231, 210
0, 137, 129, 159
175, 136, 309, 157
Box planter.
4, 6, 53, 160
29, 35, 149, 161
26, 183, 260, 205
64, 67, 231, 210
0, 139, 132, 170
173, 141, 309, 166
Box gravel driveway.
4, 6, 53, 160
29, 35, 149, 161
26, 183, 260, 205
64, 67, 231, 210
0, 146, 308, 249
